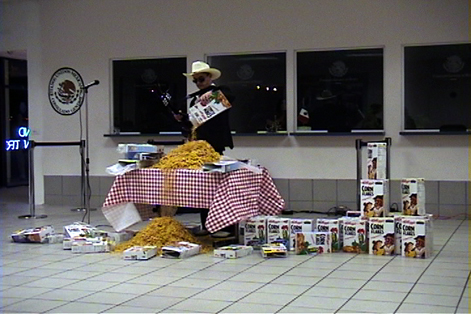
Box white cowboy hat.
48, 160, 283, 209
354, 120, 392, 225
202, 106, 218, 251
183, 61, 221, 80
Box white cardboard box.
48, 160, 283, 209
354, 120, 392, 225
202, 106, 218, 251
161, 242, 201, 259
71, 237, 111, 253
368, 217, 395, 255
123, 246, 158, 260
401, 178, 426, 216
367, 142, 387, 179
295, 231, 332, 255
63, 222, 96, 238
202, 160, 244, 173
266, 217, 291, 250
213, 245, 253, 259
316, 218, 343, 252
360, 179, 389, 217
289, 218, 314, 251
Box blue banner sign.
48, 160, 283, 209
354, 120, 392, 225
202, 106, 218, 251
5, 127, 30, 151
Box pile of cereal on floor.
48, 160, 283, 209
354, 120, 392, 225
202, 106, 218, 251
151, 140, 220, 170
113, 217, 212, 253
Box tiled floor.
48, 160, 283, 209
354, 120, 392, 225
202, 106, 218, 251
0, 186, 469, 313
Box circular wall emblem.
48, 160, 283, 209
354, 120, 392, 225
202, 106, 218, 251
48, 67, 85, 115
329, 60, 348, 77
443, 55, 465, 73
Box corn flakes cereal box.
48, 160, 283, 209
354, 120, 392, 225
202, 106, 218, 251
340, 217, 368, 253
266, 217, 291, 250
394, 215, 403, 255
242, 216, 267, 249
367, 142, 387, 179
316, 218, 343, 252
401, 178, 426, 216
295, 232, 332, 255
289, 218, 314, 251
368, 217, 395, 255
361, 179, 389, 217
401, 217, 431, 259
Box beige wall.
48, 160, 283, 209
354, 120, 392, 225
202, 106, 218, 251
1, 0, 469, 203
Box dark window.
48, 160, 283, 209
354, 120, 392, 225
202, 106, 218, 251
207, 53, 286, 134
404, 43, 471, 131
112, 57, 187, 134
297, 48, 384, 132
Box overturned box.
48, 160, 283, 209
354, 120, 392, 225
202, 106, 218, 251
71, 237, 111, 253
162, 242, 201, 259
214, 245, 253, 259
11, 225, 55, 244
295, 231, 332, 255
261, 243, 288, 258
123, 246, 158, 260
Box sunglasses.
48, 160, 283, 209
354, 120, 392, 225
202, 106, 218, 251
192, 76, 207, 84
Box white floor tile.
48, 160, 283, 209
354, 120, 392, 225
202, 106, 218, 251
396, 302, 455, 313
212, 280, 265, 292
102, 305, 159, 313
353, 289, 407, 302
191, 287, 249, 302
43, 301, 115, 313
340, 299, 399, 313
1, 298, 68, 313
278, 305, 336, 313
316, 278, 367, 289
229, 272, 279, 283
22, 277, 80, 289
363, 280, 414, 292
76, 291, 139, 304
303, 286, 358, 298
418, 274, 468, 286
1, 286, 54, 298
402, 293, 461, 307
103, 282, 160, 295
238, 291, 298, 306
166, 277, 222, 289
220, 302, 282, 313
289, 295, 348, 310
410, 283, 466, 296
256, 283, 310, 295
121, 295, 184, 309
167, 298, 233, 313
147, 286, 201, 298
270, 274, 322, 286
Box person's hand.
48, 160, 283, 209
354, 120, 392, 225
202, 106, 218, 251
173, 113, 184, 122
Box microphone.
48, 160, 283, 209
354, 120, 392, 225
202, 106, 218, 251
83, 80, 100, 89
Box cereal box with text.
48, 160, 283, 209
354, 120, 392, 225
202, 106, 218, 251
266, 217, 291, 250
401, 217, 432, 258
360, 179, 389, 217
316, 218, 343, 252
295, 232, 332, 255
243, 216, 267, 249
340, 217, 368, 253
368, 217, 395, 255
289, 218, 314, 251
401, 178, 426, 216
367, 142, 387, 179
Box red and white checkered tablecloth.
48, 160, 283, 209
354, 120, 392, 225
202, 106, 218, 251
102, 167, 285, 232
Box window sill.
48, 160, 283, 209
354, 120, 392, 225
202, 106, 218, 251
400, 130, 471, 135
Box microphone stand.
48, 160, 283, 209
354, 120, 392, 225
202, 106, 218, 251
81, 82, 99, 224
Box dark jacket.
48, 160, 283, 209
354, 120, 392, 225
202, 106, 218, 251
185, 85, 234, 154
